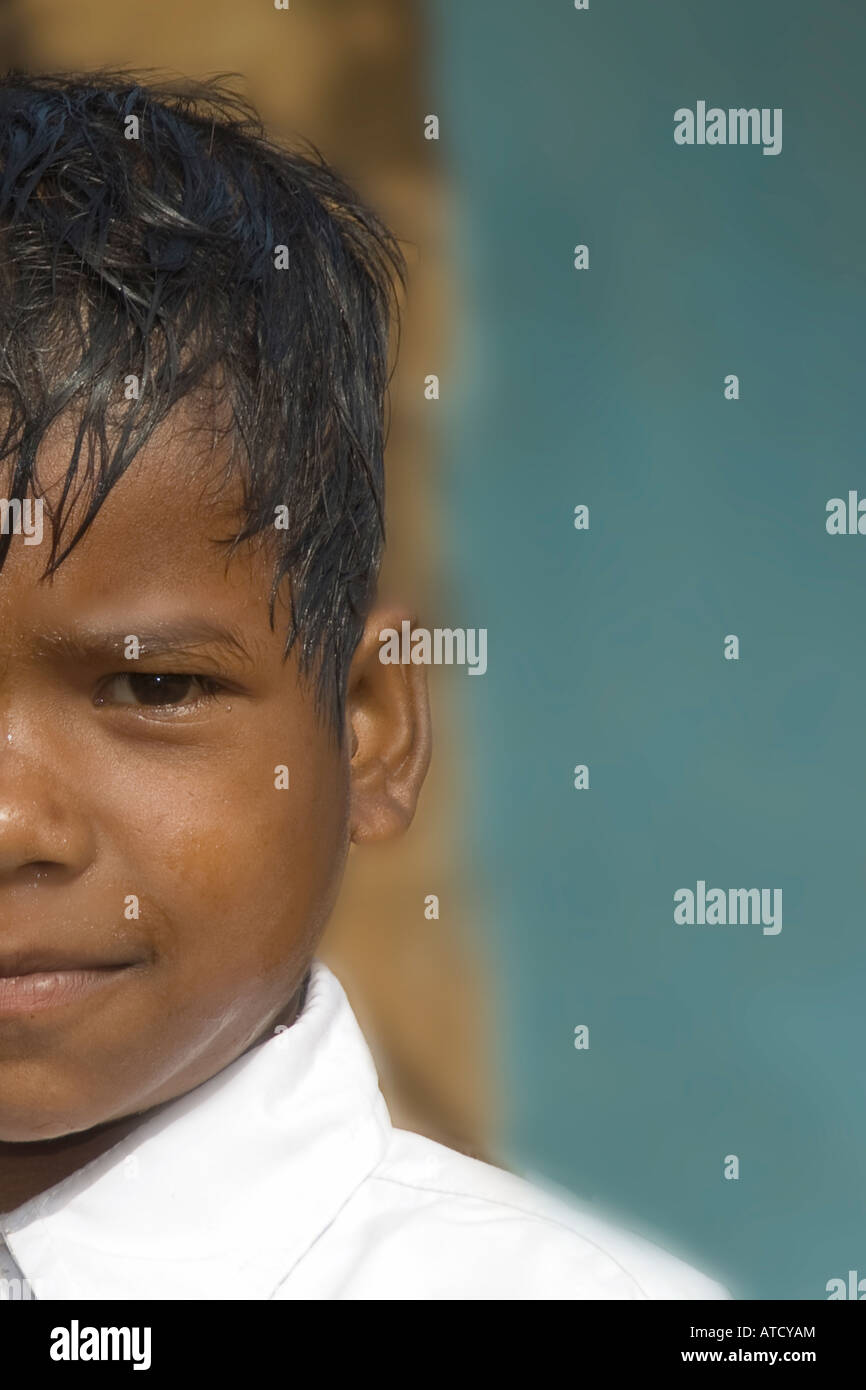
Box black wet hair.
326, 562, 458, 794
0, 68, 406, 734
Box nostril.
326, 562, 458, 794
18, 861, 59, 884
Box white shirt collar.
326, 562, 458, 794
0, 959, 392, 1299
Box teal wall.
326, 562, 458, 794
427, 0, 866, 1299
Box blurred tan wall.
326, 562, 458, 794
1, 0, 498, 1160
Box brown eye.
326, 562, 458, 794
126, 674, 195, 706
95, 673, 221, 708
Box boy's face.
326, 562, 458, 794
0, 411, 426, 1144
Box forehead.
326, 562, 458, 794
0, 403, 281, 634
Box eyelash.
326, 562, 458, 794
93, 672, 226, 713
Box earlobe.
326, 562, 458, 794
346, 608, 432, 845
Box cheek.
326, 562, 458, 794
96, 734, 348, 985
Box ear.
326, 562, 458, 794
346, 607, 432, 844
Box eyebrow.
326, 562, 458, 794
33, 619, 255, 666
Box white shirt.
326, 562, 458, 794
0, 960, 730, 1300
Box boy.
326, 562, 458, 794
0, 70, 728, 1300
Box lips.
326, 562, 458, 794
0, 948, 148, 1017
0, 950, 143, 978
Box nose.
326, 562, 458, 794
0, 733, 96, 880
